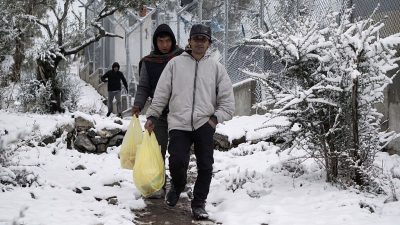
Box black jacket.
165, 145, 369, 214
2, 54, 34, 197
133, 24, 183, 111
101, 70, 128, 92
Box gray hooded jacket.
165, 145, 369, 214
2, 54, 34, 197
146, 51, 235, 131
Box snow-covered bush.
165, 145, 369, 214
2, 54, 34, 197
18, 78, 52, 113
56, 69, 81, 112
0, 128, 40, 190
247, 8, 400, 188
223, 167, 270, 198
0, 137, 15, 189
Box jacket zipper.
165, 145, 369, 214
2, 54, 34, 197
191, 61, 199, 131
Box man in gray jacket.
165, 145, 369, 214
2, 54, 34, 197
144, 24, 235, 220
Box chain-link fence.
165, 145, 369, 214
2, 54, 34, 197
225, 0, 400, 104
83, 0, 400, 107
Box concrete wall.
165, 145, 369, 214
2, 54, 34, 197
374, 10, 400, 155
384, 46, 400, 155
233, 79, 257, 116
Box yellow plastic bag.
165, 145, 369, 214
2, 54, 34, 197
133, 132, 165, 197
120, 116, 143, 169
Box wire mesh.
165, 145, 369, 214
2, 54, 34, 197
225, 0, 400, 104
83, 0, 400, 105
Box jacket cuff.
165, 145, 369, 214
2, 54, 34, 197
147, 116, 157, 124
210, 115, 218, 124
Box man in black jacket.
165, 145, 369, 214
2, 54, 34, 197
132, 24, 183, 198
101, 62, 128, 118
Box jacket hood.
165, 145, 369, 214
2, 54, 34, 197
112, 62, 120, 69
153, 24, 177, 54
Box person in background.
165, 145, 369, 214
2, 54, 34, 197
132, 24, 183, 198
144, 24, 235, 220
101, 62, 128, 118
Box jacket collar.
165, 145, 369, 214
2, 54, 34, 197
182, 51, 211, 61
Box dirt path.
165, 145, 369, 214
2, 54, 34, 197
134, 197, 218, 225
133, 156, 220, 225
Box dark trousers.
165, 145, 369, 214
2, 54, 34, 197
154, 114, 168, 161
168, 122, 215, 208
107, 91, 121, 114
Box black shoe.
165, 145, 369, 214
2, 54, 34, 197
165, 186, 180, 207
106, 112, 111, 117
192, 206, 209, 220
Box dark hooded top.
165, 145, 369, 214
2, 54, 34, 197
101, 62, 128, 92
133, 24, 184, 112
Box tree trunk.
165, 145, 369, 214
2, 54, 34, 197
36, 57, 64, 113
351, 77, 363, 185
10, 34, 25, 82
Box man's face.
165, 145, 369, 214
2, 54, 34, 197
113, 67, 119, 71
189, 35, 210, 55
157, 36, 172, 54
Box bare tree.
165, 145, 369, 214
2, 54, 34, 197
30, 0, 148, 112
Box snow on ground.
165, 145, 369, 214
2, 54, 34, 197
1, 109, 400, 225
68, 61, 108, 115
1, 73, 400, 224
0, 111, 144, 225
208, 143, 400, 225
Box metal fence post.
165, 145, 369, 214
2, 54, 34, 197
224, 0, 229, 66
177, 0, 198, 46
198, 0, 202, 23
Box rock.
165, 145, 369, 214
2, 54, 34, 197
74, 134, 96, 153
66, 131, 75, 149
74, 165, 86, 170
104, 181, 121, 187
75, 115, 95, 132
214, 132, 246, 151
232, 136, 246, 147
359, 201, 375, 213
82, 186, 91, 191
27, 142, 36, 147
213, 133, 231, 151
60, 123, 74, 134
41, 135, 56, 145
106, 196, 118, 205
38, 142, 46, 147
91, 136, 108, 145
97, 144, 108, 153
98, 128, 122, 139
114, 119, 123, 125
384, 195, 398, 203
86, 129, 97, 138
73, 188, 82, 194
52, 128, 63, 139
109, 134, 124, 147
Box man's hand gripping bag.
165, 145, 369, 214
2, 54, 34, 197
133, 132, 165, 197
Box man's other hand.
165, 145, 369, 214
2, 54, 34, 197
132, 105, 140, 117
144, 118, 155, 133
